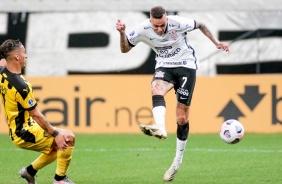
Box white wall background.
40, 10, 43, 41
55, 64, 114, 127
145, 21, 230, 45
0, 0, 282, 76
0, 0, 281, 12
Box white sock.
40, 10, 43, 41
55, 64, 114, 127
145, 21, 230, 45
152, 106, 166, 131
175, 138, 187, 163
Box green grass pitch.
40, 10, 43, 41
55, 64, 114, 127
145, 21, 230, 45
0, 133, 281, 184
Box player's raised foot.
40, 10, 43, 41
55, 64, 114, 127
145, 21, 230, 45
53, 176, 75, 184
139, 124, 167, 140
163, 160, 182, 182
18, 167, 37, 184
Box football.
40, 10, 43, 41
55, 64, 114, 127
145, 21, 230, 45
219, 119, 244, 144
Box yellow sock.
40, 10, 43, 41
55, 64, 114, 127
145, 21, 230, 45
32, 149, 57, 170
56, 146, 74, 176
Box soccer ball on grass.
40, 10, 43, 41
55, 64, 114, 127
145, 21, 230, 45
219, 119, 244, 144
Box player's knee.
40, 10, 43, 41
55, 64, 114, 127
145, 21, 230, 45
177, 116, 187, 124
152, 88, 162, 95
66, 130, 75, 147
151, 83, 164, 95
177, 122, 189, 141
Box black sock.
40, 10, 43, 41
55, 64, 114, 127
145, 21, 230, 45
177, 122, 189, 141
54, 174, 66, 181
26, 165, 37, 177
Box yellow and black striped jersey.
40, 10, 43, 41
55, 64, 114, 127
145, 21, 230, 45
0, 66, 37, 140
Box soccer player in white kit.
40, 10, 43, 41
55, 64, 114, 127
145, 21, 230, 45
116, 6, 229, 182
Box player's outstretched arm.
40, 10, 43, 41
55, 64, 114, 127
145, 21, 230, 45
195, 20, 230, 53
116, 19, 133, 53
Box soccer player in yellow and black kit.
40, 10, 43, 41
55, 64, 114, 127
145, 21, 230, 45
0, 39, 76, 184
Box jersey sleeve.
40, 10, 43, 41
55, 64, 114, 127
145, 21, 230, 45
126, 22, 146, 46
16, 80, 37, 111
177, 16, 196, 33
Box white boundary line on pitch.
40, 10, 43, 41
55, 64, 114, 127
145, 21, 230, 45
1, 148, 282, 153
82, 148, 282, 153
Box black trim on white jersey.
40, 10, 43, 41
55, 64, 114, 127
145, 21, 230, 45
127, 37, 135, 47
164, 23, 168, 34
184, 37, 198, 69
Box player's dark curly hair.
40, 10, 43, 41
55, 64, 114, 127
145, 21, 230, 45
150, 6, 166, 19
0, 39, 22, 59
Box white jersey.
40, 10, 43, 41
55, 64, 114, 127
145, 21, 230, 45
127, 15, 198, 70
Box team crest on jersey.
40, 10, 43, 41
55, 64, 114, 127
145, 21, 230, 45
169, 30, 178, 40
28, 99, 34, 106
155, 71, 165, 78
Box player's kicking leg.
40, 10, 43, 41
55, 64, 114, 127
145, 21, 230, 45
139, 95, 168, 140
139, 124, 167, 140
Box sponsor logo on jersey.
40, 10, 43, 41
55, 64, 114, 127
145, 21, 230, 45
144, 26, 151, 30
154, 71, 165, 78
23, 88, 29, 93
155, 46, 172, 50
157, 48, 181, 58
177, 88, 189, 96
159, 50, 168, 54
162, 61, 183, 65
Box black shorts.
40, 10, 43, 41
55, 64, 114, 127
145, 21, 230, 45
152, 67, 196, 106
